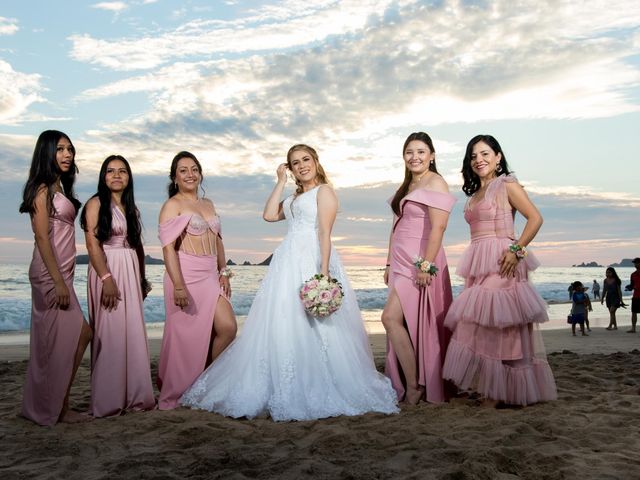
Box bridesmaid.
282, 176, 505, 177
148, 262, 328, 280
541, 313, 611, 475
19, 130, 93, 425
382, 132, 456, 404
157, 151, 237, 409
80, 155, 155, 417
442, 135, 557, 406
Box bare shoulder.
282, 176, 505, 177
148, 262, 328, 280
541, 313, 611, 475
159, 196, 180, 222
85, 196, 100, 214
317, 184, 338, 201
425, 173, 449, 193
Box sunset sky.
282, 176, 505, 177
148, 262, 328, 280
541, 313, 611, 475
1, 0, 639, 267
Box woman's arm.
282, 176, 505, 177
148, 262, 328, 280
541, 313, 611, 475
135, 242, 150, 299
499, 182, 543, 277
159, 199, 189, 308
418, 176, 451, 286
316, 185, 338, 277
215, 234, 231, 298
84, 197, 121, 310
383, 220, 395, 286
32, 187, 69, 309
263, 163, 288, 222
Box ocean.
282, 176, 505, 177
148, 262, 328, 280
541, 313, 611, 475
0, 264, 635, 334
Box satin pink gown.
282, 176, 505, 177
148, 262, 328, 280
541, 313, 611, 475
385, 188, 457, 403
442, 174, 557, 405
22, 193, 85, 426
157, 214, 227, 410
87, 205, 155, 417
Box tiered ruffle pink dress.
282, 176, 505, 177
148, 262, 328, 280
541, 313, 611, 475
442, 174, 557, 405
22, 193, 85, 426
157, 214, 227, 410
87, 205, 155, 417
385, 189, 457, 403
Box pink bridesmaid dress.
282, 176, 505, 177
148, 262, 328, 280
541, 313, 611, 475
22, 193, 85, 426
87, 205, 155, 417
157, 214, 227, 410
442, 174, 557, 405
385, 189, 457, 403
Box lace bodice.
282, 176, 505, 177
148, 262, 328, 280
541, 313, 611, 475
283, 186, 320, 233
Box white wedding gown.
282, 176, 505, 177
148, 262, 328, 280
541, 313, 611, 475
181, 185, 399, 421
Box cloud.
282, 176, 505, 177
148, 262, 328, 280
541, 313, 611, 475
0, 17, 18, 36
0, 60, 46, 124
92, 2, 129, 12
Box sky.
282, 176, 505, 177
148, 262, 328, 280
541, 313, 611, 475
1, 0, 639, 267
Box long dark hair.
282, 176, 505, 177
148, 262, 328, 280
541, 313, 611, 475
80, 155, 142, 248
605, 267, 622, 286
461, 134, 511, 197
390, 132, 439, 217
286, 144, 330, 195
167, 151, 205, 198
19, 130, 81, 216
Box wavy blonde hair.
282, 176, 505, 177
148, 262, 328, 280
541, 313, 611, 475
286, 144, 330, 194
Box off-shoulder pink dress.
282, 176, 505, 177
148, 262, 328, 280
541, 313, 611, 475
22, 193, 85, 426
87, 205, 155, 417
385, 188, 457, 403
157, 214, 228, 410
442, 174, 557, 405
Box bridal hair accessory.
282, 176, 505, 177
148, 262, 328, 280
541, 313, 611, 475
413, 256, 438, 276
299, 273, 344, 318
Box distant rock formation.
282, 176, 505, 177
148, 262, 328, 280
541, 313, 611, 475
258, 254, 272, 266
76, 254, 163, 265
572, 261, 603, 268
610, 258, 635, 267
226, 259, 236, 266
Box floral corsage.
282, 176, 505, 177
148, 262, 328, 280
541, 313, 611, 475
219, 267, 234, 278
508, 243, 527, 260
299, 273, 344, 318
413, 256, 438, 276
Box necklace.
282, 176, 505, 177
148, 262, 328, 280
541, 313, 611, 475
411, 171, 428, 185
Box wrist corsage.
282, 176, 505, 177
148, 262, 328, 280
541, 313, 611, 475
219, 267, 234, 278
413, 256, 438, 276
508, 243, 527, 260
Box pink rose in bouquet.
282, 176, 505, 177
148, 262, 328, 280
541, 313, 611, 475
299, 273, 344, 318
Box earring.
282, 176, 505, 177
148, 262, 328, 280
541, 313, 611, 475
497, 164, 503, 173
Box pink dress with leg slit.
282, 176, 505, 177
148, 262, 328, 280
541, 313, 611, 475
385, 188, 457, 403
22, 193, 85, 426
157, 214, 228, 410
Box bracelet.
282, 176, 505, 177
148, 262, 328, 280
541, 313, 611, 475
100, 272, 112, 282
508, 243, 528, 259
413, 256, 438, 276
219, 267, 234, 278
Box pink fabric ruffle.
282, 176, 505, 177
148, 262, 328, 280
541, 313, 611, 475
443, 337, 557, 406
456, 237, 540, 280
445, 278, 548, 330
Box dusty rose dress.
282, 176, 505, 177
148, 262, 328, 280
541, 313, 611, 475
385, 188, 457, 403
87, 205, 154, 417
157, 214, 227, 410
442, 174, 557, 405
22, 193, 85, 426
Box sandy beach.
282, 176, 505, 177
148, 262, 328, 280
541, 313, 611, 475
1, 309, 639, 479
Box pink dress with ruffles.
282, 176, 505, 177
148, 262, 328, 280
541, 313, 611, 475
22, 193, 85, 426
157, 214, 228, 410
385, 188, 457, 403
87, 205, 155, 417
442, 174, 557, 405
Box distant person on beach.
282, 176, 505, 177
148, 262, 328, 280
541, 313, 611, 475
602, 267, 624, 330
181, 144, 398, 420
80, 155, 155, 417
626, 258, 640, 333
442, 134, 557, 406
569, 281, 589, 337
156, 151, 237, 410
568, 283, 574, 300
381, 132, 456, 405
18, 130, 93, 425
592, 280, 600, 300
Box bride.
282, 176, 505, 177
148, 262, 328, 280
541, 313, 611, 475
181, 144, 398, 421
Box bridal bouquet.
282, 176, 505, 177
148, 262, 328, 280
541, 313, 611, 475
299, 273, 344, 318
